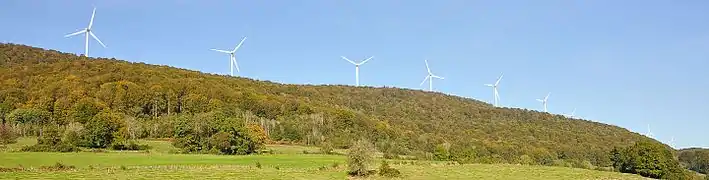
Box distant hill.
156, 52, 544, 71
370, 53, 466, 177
0, 43, 666, 167
678, 148, 709, 174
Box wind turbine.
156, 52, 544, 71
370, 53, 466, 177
211, 37, 247, 76
563, 108, 577, 118
485, 74, 503, 107
341, 56, 373, 86
536, 92, 551, 112
64, 7, 107, 57
419, 60, 444, 91
645, 124, 654, 138
668, 136, 675, 148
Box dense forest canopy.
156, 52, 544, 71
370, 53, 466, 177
0, 43, 670, 167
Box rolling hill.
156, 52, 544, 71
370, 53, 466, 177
0, 43, 665, 168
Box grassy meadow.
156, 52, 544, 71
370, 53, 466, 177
0, 138, 648, 180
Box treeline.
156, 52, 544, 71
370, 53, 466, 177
678, 148, 709, 175
0, 43, 669, 168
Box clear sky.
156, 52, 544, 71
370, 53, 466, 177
1, 0, 707, 148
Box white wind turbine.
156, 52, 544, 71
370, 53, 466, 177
563, 108, 577, 118
668, 136, 675, 148
211, 37, 247, 76
341, 56, 373, 86
645, 124, 654, 138
485, 74, 503, 107
419, 60, 444, 91
64, 7, 107, 57
536, 92, 551, 112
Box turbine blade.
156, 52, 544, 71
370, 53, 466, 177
88, 7, 96, 29
536, 99, 544, 102
359, 56, 373, 65
341, 56, 357, 65
485, 84, 493, 87
545, 92, 551, 100
419, 75, 430, 86
233, 37, 247, 52
495, 73, 504, 85
210, 49, 232, 53
64, 29, 86, 37
232, 56, 240, 72
425, 59, 431, 73
432, 75, 444, 79
89, 32, 106, 48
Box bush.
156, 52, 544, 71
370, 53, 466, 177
377, 160, 401, 177
21, 125, 80, 152
172, 113, 266, 155
320, 141, 334, 154
383, 152, 398, 159
81, 111, 125, 148
21, 143, 80, 152
347, 139, 375, 177
610, 141, 687, 179
0, 124, 17, 145
40, 162, 76, 171
433, 143, 452, 161
110, 140, 150, 151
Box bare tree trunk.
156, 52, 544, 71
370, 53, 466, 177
167, 99, 171, 116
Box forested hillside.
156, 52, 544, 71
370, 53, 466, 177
679, 148, 709, 175
0, 43, 665, 168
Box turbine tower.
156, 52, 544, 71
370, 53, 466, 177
419, 60, 444, 91
536, 92, 550, 112
64, 7, 107, 57
211, 37, 247, 76
484, 74, 503, 107
341, 56, 373, 86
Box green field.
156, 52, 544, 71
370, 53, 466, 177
0, 138, 647, 180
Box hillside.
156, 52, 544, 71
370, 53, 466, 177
679, 148, 709, 174
0, 43, 664, 167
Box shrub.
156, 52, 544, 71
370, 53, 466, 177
347, 139, 375, 177
0, 124, 17, 145
81, 111, 125, 148
21, 143, 80, 152
518, 155, 535, 165
383, 152, 397, 159
40, 162, 76, 171
433, 143, 452, 161
320, 141, 334, 154
255, 161, 262, 169
110, 140, 150, 151
377, 160, 401, 177
21, 125, 79, 152
610, 141, 687, 179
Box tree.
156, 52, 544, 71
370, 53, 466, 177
610, 141, 689, 179
0, 102, 13, 124
71, 98, 105, 124
347, 139, 374, 177
6, 108, 50, 136
82, 111, 125, 148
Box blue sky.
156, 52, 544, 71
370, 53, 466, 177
1, 0, 708, 148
